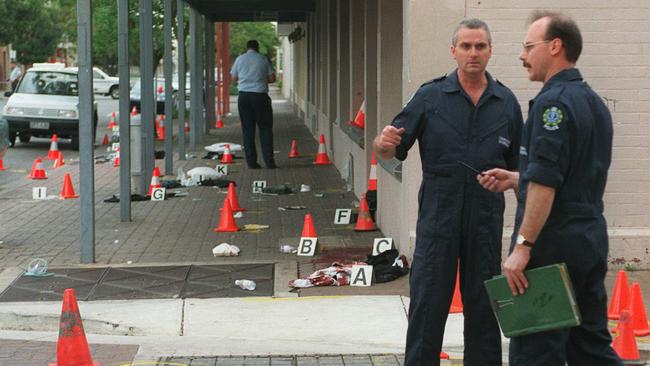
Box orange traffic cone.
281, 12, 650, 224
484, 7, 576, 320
288, 139, 299, 158
313, 134, 332, 165
215, 116, 224, 128
221, 144, 233, 164
184, 121, 190, 133
148, 166, 161, 195
113, 147, 120, 167
156, 115, 165, 141
354, 195, 377, 231
59, 173, 79, 199
0, 158, 6, 171
53, 151, 65, 169
301, 213, 317, 237
225, 182, 245, 212
449, 268, 463, 313
628, 282, 650, 336
28, 157, 47, 179
609, 270, 630, 320
102, 134, 110, 145
440, 352, 449, 360
131, 106, 138, 116
107, 113, 117, 129
47, 288, 101, 366
46, 134, 60, 160
214, 197, 240, 232
157, 85, 163, 95
350, 100, 366, 129
613, 310, 640, 362
368, 152, 377, 191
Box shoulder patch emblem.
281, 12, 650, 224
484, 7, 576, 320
542, 106, 563, 131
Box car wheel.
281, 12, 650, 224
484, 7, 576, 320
8, 132, 16, 147
19, 133, 31, 143
109, 86, 119, 99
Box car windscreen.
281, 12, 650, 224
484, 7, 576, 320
16, 71, 79, 96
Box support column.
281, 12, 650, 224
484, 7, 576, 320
205, 19, 216, 132
118, 0, 131, 221
163, 0, 173, 175
337, 0, 351, 130
328, 0, 338, 132
77, 0, 95, 263
177, 0, 186, 160
189, 7, 200, 150
139, 0, 154, 190
350, 0, 365, 123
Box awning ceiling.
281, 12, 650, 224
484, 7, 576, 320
185, 0, 315, 22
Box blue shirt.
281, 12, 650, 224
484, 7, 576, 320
231, 50, 274, 93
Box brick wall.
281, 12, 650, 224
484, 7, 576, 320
467, 1, 650, 229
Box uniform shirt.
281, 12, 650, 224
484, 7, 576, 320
230, 50, 275, 93
392, 69, 523, 177
515, 68, 612, 222
9, 66, 21, 83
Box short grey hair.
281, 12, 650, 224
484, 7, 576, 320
451, 18, 492, 46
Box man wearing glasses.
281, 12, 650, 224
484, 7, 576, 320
478, 11, 622, 365
374, 19, 523, 366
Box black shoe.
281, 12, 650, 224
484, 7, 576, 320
266, 162, 278, 169
247, 163, 261, 169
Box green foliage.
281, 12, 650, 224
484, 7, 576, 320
0, 0, 63, 65
229, 22, 280, 67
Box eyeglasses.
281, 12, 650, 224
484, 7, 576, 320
522, 40, 550, 53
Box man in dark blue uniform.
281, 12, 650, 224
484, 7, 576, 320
374, 19, 523, 366
478, 11, 622, 365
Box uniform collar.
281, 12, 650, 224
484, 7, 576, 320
540, 68, 583, 92
441, 69, 505, 99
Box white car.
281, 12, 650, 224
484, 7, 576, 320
2, 66, 97, 150
67, 66, 120, 99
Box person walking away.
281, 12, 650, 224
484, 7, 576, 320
230, 40, 277, 169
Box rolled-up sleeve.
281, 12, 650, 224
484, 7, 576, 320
392, 87, 427, 161
522, 101, 571, 188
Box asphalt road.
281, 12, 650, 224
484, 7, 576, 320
0, 96, 119, 187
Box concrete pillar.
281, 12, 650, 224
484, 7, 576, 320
349, 0, 365, 123
364, 0, 378, 157
337, 0, 351, 128
327, 0, 338, 137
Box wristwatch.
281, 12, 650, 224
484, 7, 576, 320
516, 234, 534, 249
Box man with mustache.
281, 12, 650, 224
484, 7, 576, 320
374, 19, 523, 366
478, 11, 622, 365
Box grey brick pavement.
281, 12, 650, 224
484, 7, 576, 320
0, 90, 379, 272
160, 355, 410, 366
0, 339, 138, 366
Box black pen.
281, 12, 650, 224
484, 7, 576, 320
457, 160, 484, 176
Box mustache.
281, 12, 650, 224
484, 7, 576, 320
522, 61, 531, 68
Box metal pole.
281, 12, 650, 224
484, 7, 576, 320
198, 15, 206, 139
223, 23, 230, 115
177, 0, 186, 160
140, 0, 154, 191
118, 0, 131, 221
206, 19, 215, 133
189, 7, 199, 151
77, 0, 95, 263
163, 0, 173, 175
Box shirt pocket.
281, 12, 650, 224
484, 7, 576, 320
477, 119, 510, 168
422, 100, 465, 162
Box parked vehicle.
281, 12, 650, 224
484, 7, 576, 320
129, 74, 190, 114
0, 117, 9, 160
2, 65, 97, 150
38, 64, 120, 99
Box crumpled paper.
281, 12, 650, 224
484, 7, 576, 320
212, 243, 240, 257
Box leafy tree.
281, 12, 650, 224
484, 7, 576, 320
229, 22, 280, 67
0, 0, 62, 65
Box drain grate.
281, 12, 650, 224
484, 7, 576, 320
0, 264, 274, 302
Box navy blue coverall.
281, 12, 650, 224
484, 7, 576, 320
509, 68, 622, 366
392, 70, 523, 366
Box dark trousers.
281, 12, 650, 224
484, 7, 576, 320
509, 216, 622, 366
237, 91, 274, 166
405, 180, 503, 366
